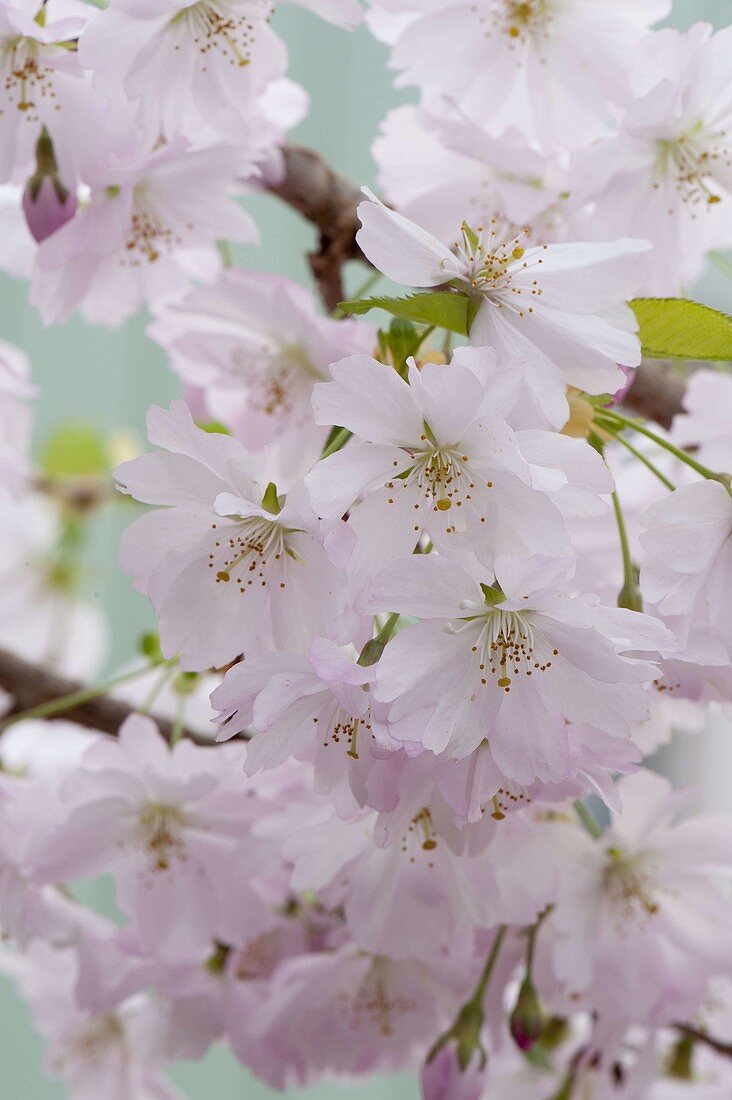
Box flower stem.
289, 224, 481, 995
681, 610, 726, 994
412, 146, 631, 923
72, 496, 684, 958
574, 799, 604, 839
598, 409, 730, 487
611, 490, 642, 611
601, 424, 676, 491
473, 925, 508, 1006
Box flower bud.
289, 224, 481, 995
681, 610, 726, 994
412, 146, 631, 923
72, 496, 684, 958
420, 1043, 485, 1100
23, 175, 77, 243
22, 130, 77, 244
509, 976, 543, 1051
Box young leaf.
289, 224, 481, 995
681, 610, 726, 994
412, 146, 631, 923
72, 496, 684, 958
631, 298, 732, 361
339, 292, 471, 335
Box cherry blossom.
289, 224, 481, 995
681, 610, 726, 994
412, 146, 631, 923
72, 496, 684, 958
368, 554, 670, 784
572, 24, 732, 293
0, 0, 89, 182
115, 400, 349, 670
640, 480, 732, 661
356, 191, 650, 411
546, 770, 732, 1027
31, 135, 258, 327
368, 0, 671, 149
149, 269, 374, 480
307, 348, 612, 563
79, 0, 362, 139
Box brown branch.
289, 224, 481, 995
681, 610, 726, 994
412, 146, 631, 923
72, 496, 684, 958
267, 145, 690, 426
0, 647, 215, 746
268, 144, 367, 312
622, 359, 689, 429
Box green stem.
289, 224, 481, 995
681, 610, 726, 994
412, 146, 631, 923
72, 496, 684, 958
602, 424, 676, 491
573, 799, 603, 840
0, 664, 155, 730
171, 692, 186, 745
139, 662, 177, 715
321, 426, 352, 459
611, 490, 643, 613
598, 409, 729, 487
473, 925, 508, 1006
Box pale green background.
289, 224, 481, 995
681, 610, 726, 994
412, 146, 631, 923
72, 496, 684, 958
0, 1, 727, 1096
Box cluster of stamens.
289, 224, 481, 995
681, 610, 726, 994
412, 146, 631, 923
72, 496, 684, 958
485, 785, 532, 820
603, 848, 662, 926
338, 963, 417, 1037
384, 434, 481, 534
172, 0, 273, 69
399, 808, 438, 866
656, 129, 730, 210
50, 1015, 124, 1073
446, 220, 546, 318
232, 345, 313, 427
2, 41, 60, 121
208, 516, 289, 595
134, 803, 187, 873
472, 0, 553, 50
470, 608, 556, 692
314, 705, 372, 760
119, 200, 187, 266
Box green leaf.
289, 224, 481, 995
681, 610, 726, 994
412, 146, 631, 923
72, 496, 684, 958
41, 422, 109, 478
631, 298, 732, 361
339, 292, 472, 335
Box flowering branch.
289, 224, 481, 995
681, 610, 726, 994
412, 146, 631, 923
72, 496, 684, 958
267, 144, 691, 427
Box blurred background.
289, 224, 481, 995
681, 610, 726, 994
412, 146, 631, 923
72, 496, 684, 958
0, 0, 728, 1095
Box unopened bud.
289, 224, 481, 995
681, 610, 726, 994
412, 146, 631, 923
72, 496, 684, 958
510, 976, 543, 1051
23, 130, 77, 243
23, 176, 77, 243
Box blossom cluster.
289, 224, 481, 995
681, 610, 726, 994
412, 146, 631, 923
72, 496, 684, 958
0, 1, 732, 1099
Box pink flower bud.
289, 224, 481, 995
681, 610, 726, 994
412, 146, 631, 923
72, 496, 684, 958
22, 176, 77, 244
420, 1044, 485, 1100
509, 977, 543, 1051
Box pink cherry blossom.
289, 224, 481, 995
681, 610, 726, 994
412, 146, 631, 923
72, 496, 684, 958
31, 136, 258, 327
116, 400, 349, 670
79, 0, 361, 139
572, 24, 732, 294
546, 770, 732, 1028
640, 480, 732, 662
368, 554, 670, 784
356, 191, 650, 413
307, 349, 612, 567
149, 269, 374, 480
369, 0, 670, 149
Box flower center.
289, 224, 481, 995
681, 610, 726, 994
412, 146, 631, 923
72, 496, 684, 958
2, 38, 56, 118
446, 220, 546, 318
232, 343, 316, 426
117, 191, 181, 265
470, 608, 556, 692
603, 847, 661, 921
137, 802, 186, 871
503, 0, 550, 40
208, 515, 293, 595
314, 702, 372, 760
343, 960, 418, 1037
52, 1014, 124, 1072
171, 0, 273, 68
656, 128, 730, 207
